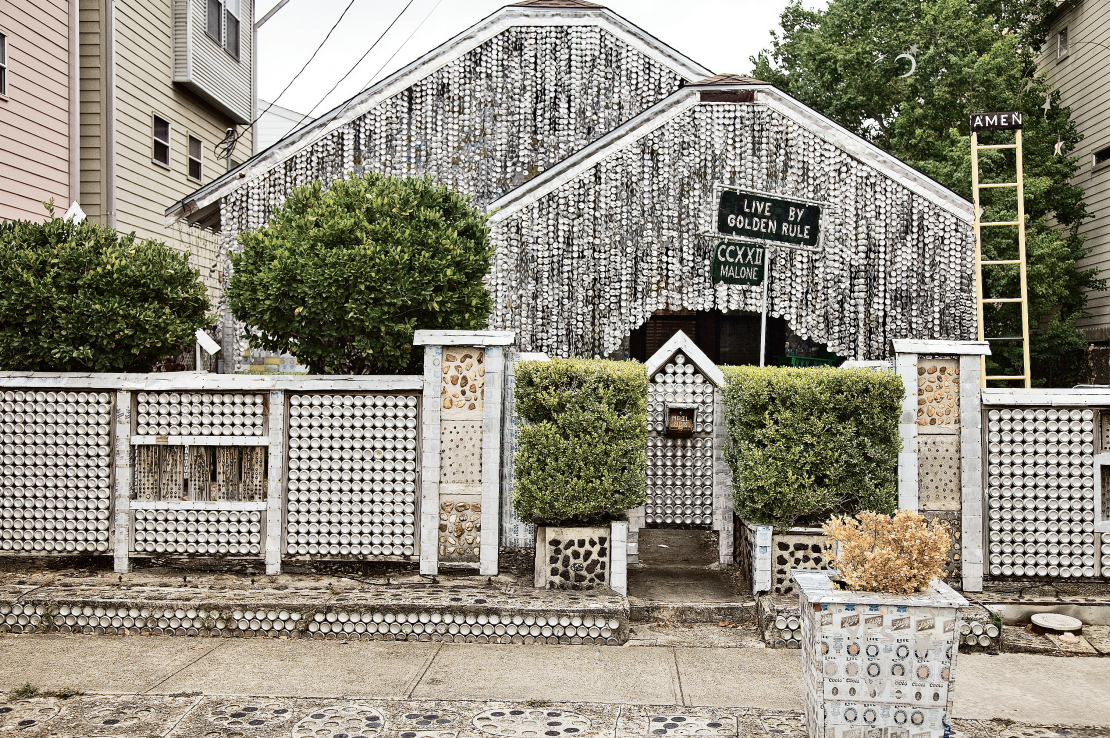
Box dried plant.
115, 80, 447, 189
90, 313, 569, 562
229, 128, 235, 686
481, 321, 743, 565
823, 510, 950, 594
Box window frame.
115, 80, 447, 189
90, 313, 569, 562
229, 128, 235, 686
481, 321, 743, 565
1057, 27, 1069, 60
223, 0, 241, 60
152, 114, 171, 169
206, 0, 223, 45
0, 31, 8, 99
1094, 145, 1110, 172
187, 134, 203, 182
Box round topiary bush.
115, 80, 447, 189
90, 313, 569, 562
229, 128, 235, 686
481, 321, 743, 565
227, 173, 493, 374
0, 207, 213, 372
513, 359, 648, 524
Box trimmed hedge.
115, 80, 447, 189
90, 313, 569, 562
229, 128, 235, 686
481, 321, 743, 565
513, 359, 648, 524
721, 366, 903, 529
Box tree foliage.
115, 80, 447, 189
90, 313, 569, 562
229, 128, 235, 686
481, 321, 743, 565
752, 0, 1103, 385
0, 205, 212, 372
228, 173, 493, 375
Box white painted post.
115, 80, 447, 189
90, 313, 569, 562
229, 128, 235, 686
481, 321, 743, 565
264, 390, 284, 575
480, 346, 506, 576
894, 352, 919, 511
609, 520, 628, 595
959, 355, 984, 591
419, 345, 443, 576
112, 390, 132, 574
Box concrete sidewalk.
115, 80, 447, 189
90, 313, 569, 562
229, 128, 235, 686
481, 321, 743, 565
1, 636, 1108, 727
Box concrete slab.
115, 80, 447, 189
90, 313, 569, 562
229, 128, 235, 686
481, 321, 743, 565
953, 653, 1110, 726
674, 647, 803, 709
628, 567, 742, 604
149, 639, 440, 698
412, 643, 680, 704
637, 530, 719, 567
0, 634, 219, 694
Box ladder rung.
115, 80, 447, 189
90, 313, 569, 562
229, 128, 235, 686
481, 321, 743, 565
983, 298, 1023, 303
986, 375, 1029, 381
985, 336, 1024, 341
982, 259, 1022, 265
978, 182, 1019, 189
977, 144, 1018, 150
980, 220, 1020, 226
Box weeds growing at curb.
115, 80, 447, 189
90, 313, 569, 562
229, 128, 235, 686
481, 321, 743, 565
7, 683, 86, 700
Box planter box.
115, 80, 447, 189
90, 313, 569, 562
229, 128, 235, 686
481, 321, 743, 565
534, 522, 628, 595
793, 569, 968, 738
738, 520, 830, 596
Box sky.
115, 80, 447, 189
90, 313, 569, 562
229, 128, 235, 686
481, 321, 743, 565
253, 0, 813, 126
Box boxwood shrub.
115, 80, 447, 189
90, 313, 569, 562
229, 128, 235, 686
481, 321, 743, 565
721, 366, 903, 529
513, 359, 648, 524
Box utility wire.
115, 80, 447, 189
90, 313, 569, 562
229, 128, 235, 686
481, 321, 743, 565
283, 0, 417, 136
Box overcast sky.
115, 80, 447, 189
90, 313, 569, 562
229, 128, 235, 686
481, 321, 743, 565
254, 0, 815, 126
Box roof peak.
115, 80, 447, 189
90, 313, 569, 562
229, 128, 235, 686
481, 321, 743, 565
510, 0, 604, 6
693, 73, 767, 86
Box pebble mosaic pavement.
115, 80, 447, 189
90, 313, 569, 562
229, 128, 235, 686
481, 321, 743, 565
0, 696, 1101, 738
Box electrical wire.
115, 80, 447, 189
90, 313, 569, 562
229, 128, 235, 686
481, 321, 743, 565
284, 0, 418, 134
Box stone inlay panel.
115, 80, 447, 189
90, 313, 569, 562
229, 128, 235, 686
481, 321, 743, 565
440, 420, 483, 484
207, 701, 293, 728
918, 434, 961, 511
917, 361, 959, 432
398, 709, 461, 738
442, 349, 484, 413
439, 500, 481, 563
474, 708, 592, 737
292, 705, 384, 738
771, 532, 828, 595
543, 528, 609, 590
647, 715, 737, 736
0, 702, 61, 730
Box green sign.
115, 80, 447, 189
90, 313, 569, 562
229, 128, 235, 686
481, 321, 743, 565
717, 189, 821, 248
711, 241, 765, 285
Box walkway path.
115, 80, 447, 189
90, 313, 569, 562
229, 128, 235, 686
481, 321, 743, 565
1, 635, 1108, 727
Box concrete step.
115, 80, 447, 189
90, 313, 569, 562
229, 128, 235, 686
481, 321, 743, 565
627, 566, 754, 623
637, 528, 719, 566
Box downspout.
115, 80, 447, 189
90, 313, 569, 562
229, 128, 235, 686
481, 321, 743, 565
105, 0, 117, 228
68, 0, 80, 201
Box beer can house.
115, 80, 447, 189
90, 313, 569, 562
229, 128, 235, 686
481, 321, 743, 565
168, 0, 977, 366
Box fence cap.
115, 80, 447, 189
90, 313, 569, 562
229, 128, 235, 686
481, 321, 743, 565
891, 339, 990, 356
413, 330, 515, 347
646, 330, 726, 387
0, 372, 423, 392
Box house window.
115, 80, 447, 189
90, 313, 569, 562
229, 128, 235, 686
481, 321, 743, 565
206, 0, 222, 42
153, 115, 171, 167
224, 0, 240, 59
188, 135, 203, 181
1057, 27, 1069, 59
1094, 145, 1110, 168
0, 32, 7, 97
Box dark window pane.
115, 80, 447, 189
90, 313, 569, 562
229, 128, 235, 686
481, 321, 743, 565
207, 0, 222, 39
189, 158, 202, 180
225, 14, 239, 58
154, 116, 170, 143
0, 34, 6, 65
154, 141, 169, 166
0, 68, 6, 97
188, 136, 201, 159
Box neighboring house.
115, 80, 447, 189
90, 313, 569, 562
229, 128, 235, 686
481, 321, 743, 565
78, 0, 256, 299
1040, 0, 1110, 344
255, 99, 306, 153
0, 0, 80, 222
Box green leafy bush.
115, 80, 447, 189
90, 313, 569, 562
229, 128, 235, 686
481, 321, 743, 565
0, 207, 212, 372
721, 366, 903, 529
227, 173, 493, 374
513, 359, 648, 524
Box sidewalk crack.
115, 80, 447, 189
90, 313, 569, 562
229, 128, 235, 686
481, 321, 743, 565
670, 647, 687, 707
142, 640, 228, 695
405, 641, 444, 698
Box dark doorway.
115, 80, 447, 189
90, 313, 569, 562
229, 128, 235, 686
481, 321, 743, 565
628, 311, 785, 366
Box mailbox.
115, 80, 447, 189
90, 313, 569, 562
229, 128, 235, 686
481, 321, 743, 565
665, 404, 696, 437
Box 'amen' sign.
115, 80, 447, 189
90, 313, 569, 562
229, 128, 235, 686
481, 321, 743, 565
969, 111, 1023, 132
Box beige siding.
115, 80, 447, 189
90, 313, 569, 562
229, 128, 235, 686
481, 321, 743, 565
79, 0, 106, 222
0, 0, 73, 222
1040, 0, 1110, 339
112, 0, 251, 301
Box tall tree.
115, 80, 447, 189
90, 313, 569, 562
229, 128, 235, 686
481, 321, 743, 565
752, 0, 1102, 386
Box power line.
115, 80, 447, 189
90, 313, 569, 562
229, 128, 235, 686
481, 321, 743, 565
283, 0, 418, 136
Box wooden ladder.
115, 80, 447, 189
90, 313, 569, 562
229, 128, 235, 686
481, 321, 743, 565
971, 129, 1031, 388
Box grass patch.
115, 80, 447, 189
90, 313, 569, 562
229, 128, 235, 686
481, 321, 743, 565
7, 683, 86, 700
8, 683, 39, 700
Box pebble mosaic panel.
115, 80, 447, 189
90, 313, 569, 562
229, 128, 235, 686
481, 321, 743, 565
293, 705, 383, 738
442, 350, 484, 412
439, 500, 481, 563
543, 531, 609, 590
917, 361, 959, 431
646, 352, 715, 527
398, 709, 461, 738
208, 701, 293, 728
0, 703, 60, 730
0, 389, 113, 554
985, 407, 1099, 578
647, 716, 737, 736
441, 421, 483, 485
286, 393, 420, 559
474, 708, 591, 737
131, 509, 263, 556
918, 435, 962, 511
0, 601, 626, 644
488, 104, 976, 359
772, 534, 828, 595
134, 391, 266, 436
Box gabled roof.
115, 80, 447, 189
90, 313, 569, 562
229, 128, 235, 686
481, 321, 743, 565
692, 73, 767, 85
166, 2, 712, 224
487, 81, 974, 222
646, 331, 726, 387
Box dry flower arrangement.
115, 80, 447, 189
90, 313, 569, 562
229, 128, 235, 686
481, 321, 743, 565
822, 510, 950, 595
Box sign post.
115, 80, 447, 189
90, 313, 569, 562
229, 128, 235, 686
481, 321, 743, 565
709, 187, 824, 367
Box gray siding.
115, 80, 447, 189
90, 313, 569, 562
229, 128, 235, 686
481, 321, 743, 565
1040, 0, 1110, 339
173, 0, 252, 123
